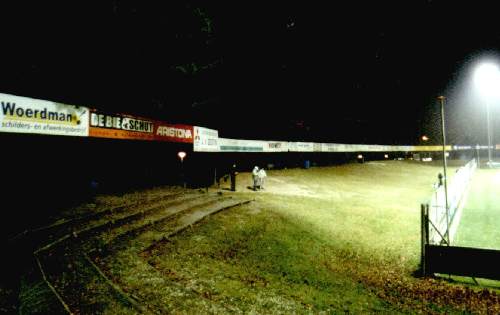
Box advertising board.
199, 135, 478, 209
0, 93, 89, 136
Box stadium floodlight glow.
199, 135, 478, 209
473, 62, 500, 165
177, 151, 187, 162
474, 63, 500, 99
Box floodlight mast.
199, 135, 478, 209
487, 102, 492, 164
438, 95, 450, 246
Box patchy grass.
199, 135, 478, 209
18, 274, 66, 315
147, 201, 395, 313
455, 168, 500, 250
139, 160, 499, 314
17, 160, 500, 314
450, 168, 500, 289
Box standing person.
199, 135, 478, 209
252, 166, 259, 191
258, 167, 267, 190
230, 163, 238, 191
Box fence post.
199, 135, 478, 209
421, 204, 426, 276
424, 204, 430, 244
424, 204, 431, 276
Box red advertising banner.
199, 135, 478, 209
89, 111, 155, 140
154, 122, 193, 143
89, 110, 193, 143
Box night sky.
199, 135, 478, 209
2, 1, 500, 145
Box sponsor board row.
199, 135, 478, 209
196, 140, 453, 153
0, 93, 489, 153
0, 93, 193, 143
197, 140, 428, 153
89, 111, 193, 143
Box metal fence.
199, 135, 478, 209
427, 159, 477, 245
421, 202, 500, 280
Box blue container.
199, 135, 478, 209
304, 160, 310, 169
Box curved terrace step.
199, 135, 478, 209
88, 196, 242, 255
34, 192, 211, 254
89, 198, 251, 314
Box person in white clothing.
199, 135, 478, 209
252, 166, 259, 191
258, 168, 267, 190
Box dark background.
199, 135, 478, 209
0, 2, 493, 298
1, 3, 498, 311
2, 1, 500, 145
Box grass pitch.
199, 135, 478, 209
15, 160, 500, 314
140, 160, 498, 314
455, 168, 500, 250
450, 168, 500, 290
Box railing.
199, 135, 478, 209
427, 159, 477, 245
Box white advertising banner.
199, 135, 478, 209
321, 143, 360, 152
193, 126, 219, 152
289, 142, 314, 152
452, 145, 472, 150
393, 145, 414, 152
412, 145, 449, 152
313, 142, 322, 152
321, 143, 414, 152
263, 141, 289, 152
218, 138, 264, 152
322, 143, 345, 152
0, 93, 89, 136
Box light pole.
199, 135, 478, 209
420, 135, 429, 161
486, 102, 493, 165
178, 151, 187, 188
438, 95, 450, 245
